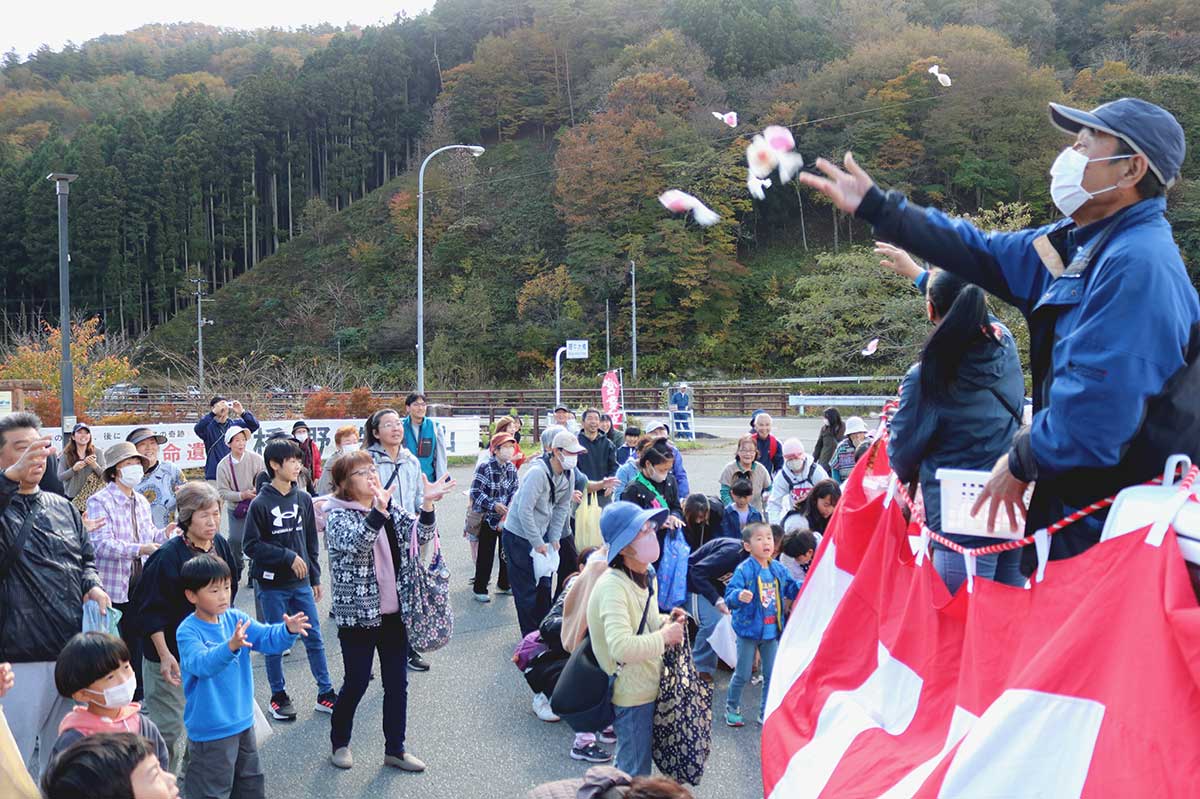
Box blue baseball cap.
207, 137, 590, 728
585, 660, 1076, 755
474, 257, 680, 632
600, 501, 669, 564
1049, 98, 1186, 189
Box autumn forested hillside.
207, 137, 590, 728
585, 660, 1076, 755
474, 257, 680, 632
2, 0, 1198, 387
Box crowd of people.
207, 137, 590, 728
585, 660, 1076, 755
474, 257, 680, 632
472, 406, 854, 778
0, 391, 460, 799
0, 390, 868, 799
3, 94, 1195, 799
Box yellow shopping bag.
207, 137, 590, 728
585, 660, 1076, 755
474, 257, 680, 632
0, 707, 38, 799
574, 491, 603, 551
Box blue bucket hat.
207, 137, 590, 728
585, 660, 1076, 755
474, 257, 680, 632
1048, 98, 1186, 189
600, 501, 669, 564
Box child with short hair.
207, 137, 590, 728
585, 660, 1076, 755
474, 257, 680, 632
176, 554, 310, 799
724, 522, 800, 727
51, 632, 170, 770
40, 732, 178, 799
243, 438, 333, 720
615, 427, 641, 467
718, 480, 764, 539
779, 530, 819, 587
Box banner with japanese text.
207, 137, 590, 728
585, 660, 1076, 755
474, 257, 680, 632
41, 416, 483, 470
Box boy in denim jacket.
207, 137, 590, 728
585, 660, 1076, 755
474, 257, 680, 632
724, 522, 800, 727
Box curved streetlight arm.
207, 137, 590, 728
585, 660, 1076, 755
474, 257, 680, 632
416, 144, 485, 394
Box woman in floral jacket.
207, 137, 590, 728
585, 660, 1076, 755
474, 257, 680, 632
323, 450, 454, 773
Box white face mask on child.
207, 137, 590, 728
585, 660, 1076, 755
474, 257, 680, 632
87, 675, 137, 709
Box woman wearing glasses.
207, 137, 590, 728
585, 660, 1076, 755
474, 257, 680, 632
323, 451, 454, 772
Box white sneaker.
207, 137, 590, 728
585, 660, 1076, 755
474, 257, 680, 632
532, 693, 560, 723
473, 592, 491, 603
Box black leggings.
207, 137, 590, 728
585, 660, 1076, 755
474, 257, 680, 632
331, 614, 409, 757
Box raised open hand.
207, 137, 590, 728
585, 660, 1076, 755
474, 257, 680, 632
228, 618, 254, 652
874, 241, 924, 281
796, 152, 875, 215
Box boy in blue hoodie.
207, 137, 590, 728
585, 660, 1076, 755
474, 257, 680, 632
243, 438, 334, 720
724, 522, 800, 727
177, 554, 309, 799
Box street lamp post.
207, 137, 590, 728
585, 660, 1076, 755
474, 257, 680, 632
48, 173, 78, 430
416, 143, 485, 394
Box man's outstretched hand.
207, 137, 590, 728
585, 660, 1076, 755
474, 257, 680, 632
796, 152, 876, 216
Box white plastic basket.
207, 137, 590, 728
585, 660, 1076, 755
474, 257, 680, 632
935, 468, 1034, 539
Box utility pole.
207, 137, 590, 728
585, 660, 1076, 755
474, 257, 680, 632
190, 278, 214, 394
48, 173, 78, 430
630, 260, 638, 384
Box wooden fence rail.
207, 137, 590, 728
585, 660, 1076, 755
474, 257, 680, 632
75, 377, 904, 424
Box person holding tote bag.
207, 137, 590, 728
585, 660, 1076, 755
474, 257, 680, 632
585, 502, 687, 777
323, 450, 454, 772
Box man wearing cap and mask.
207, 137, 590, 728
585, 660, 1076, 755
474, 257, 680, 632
502, 429, 587, 635
127, 428, 186, 529
801, 97, 1200, 562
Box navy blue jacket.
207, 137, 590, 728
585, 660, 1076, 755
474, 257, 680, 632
756, 434, 784, 477
193, 411, 260, 480
860, 188, 1200, 552
686, 537, 748, 606
888, 320, 1024, 547
718, 502, 763, 541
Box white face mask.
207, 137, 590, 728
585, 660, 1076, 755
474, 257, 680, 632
118, 464, 144, 488
560, 454, 578, 470
295, 431, 309, 442
1049, 147, 1127, 216
497, 446, 515, 462
340, 443, 358, 454
787, 457, 806, 472
87, 675, 136, 709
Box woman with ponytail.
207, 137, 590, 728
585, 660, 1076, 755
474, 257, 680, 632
888, 266, 1026, 593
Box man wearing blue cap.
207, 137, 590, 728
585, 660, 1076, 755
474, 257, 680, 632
800, 97, 1200, 561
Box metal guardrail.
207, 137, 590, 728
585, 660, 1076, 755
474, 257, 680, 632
681, 375, 904, 386
788, 394, 893, 413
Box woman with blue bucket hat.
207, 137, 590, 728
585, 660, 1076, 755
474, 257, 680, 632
584, 501, 688, 776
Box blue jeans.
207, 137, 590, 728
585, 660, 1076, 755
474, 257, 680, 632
613, 702, 655, 776
933, 547, 1026, 595
727, 636, 779, 718
689, 593, 722, 675
258, 584, 333, 694
502, 530, 551, 636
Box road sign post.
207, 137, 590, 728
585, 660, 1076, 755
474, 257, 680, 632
556, 340, 590, 408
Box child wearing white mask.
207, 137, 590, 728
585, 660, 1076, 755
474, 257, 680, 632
50, 632, 171, 770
